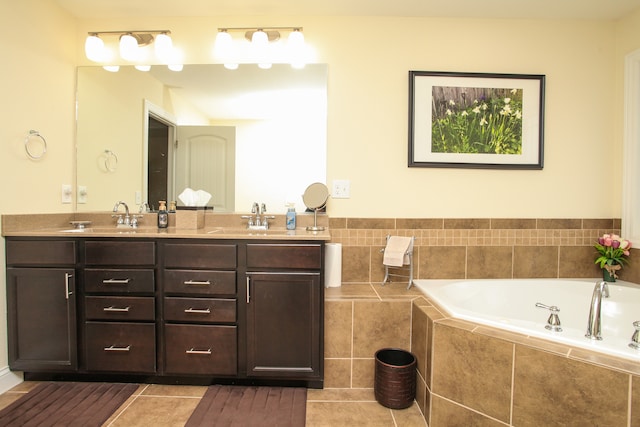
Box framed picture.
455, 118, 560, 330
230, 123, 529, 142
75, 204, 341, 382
408, 71, 545, 169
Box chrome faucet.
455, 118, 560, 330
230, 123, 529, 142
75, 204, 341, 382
139, 201, 150, 213
585, 280, 609, 340
112, 201, 142, 228
242, 202, 275, 230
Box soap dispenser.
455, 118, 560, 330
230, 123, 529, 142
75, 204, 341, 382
286, 204, 296, 230
157, 200, 168, 229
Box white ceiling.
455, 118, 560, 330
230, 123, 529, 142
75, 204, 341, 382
56, 0, 638, 21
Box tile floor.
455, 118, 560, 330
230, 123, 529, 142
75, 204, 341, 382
0, 381, 428, 426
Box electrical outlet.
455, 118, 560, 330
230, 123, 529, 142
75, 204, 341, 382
135, 190, 142, 205
332, 180, 351, 199
61, 184, 72, 204
77, 186, 87, 204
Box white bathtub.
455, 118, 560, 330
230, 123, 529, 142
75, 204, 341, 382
413, 278, 640, 362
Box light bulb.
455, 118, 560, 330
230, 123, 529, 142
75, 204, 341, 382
135, 65, 151, 71
168, 63, 183, 71
224, 63, 239, 70
215, 31, 232, 55
154, 33, 173, 61
119, 33, 139, 61
85, 35, 105, 62
251, 30, 268, 48
103, 65, 120, 72
288, 29, 306, 69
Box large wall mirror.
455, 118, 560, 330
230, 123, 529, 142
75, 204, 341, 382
75, 64, 327, 214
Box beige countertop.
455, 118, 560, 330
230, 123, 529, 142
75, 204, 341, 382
1, 212, 331, 241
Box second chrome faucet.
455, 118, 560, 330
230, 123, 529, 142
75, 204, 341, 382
585, 280, 610, 340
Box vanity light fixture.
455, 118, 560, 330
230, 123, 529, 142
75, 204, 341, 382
214, 27, 307, 69
84, 30, 180, 70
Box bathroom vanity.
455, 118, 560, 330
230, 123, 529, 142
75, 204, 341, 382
3, 217, 328, 388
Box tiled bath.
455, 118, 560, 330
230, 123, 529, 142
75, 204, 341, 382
412, 297, 640, 426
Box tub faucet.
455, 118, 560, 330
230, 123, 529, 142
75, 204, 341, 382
585, 280, 609, 340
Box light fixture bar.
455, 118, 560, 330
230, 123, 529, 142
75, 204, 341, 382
217, 27, 302, 32
87, 30, 171, 36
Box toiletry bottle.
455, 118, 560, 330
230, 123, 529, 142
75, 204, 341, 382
286, 204, 296, 230
157, 200, 169, 228
169, 200, 176, 213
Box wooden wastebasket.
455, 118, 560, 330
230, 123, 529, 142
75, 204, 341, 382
374, 348, 417, 409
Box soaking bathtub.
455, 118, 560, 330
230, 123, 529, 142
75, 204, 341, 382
413, 278, 640, 362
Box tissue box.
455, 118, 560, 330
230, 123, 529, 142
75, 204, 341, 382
175, 206, 212, 229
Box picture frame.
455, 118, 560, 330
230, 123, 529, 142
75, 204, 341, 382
408, 71, 545, 169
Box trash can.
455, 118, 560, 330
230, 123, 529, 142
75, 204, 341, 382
374, 348, 417, 409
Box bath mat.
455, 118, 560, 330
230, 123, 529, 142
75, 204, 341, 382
0, 381, 138, 427
185, 385, 307, 427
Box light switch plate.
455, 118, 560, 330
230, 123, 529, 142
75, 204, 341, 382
77, 186, 87, 204
332, 180, 351, 199
61, 184, 72, 204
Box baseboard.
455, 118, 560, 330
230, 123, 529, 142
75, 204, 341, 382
0, 367, 23, 394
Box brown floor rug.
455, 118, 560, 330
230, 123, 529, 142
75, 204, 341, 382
185, 385, 307, 427
0, 381, 138, 427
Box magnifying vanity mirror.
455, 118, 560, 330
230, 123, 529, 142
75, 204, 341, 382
75, 63, 328, 214
302, 182, 329, 231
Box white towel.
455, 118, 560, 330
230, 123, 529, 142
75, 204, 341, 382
383, 236, 412, 267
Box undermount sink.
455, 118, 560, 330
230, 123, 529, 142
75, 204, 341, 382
58, 227, 156, 234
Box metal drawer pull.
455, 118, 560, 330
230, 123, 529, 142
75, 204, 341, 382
184, 280, 211, 286
102, 278, 131, 284
184, 307, 211, 314
103, 306, 131, 312
65, 273, 73, 299
104, 345, 131, 352
186, 348, 212, 355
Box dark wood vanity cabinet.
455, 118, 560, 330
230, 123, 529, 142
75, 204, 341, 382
5, 237, 324, 387
245, 244, 323, 386
82, 240, 157, 374
6, 240, 78, 372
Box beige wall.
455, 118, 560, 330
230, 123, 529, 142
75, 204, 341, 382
1, 0, 640, 380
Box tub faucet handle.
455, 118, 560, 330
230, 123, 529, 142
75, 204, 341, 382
535, 302, 562, 332
630, 321, 640, 350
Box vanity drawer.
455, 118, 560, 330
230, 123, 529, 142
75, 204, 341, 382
163, 243, 236, 269
85, 241, 155, 266
85, 322, 156, 373
163, 270, 236, 296
246, 243, 322, 270
164, 297, 236, 323
85, 296, 155, 321
84, 269, 155, 294
6, 240, 76, 266
164, 324, 237, 375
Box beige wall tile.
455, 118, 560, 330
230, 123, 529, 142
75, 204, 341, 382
558, 245, 602, 278
444, 218, 490, 229
352, 358, 375, 388
432, 323, 513, 423
513, 245, 559, 278
537, 218, 582, 229
429, 395, 506, 427
324, 358, 352, 388
633, 375, 640, 427
513, 345, 629, 426
490, 218, 537, 229
466, 246, 513, 279
415, 373, 427, 418
418, 246, 466, 279
352, 301, 411, 358
325, 300, 353, 358
342, 246, 371, 282
411, 303, 428, 380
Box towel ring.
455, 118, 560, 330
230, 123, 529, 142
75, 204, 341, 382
104, 149, 118, 172
24, 130, 47, 160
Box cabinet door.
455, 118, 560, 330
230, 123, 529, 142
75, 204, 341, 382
245, 272, 322, 379
7, 268, 77, 371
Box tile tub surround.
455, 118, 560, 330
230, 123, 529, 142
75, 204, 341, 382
329, 217, 640, 284
411, 297, 640, 427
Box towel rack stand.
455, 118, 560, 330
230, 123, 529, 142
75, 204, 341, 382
380, 235, 415, 289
